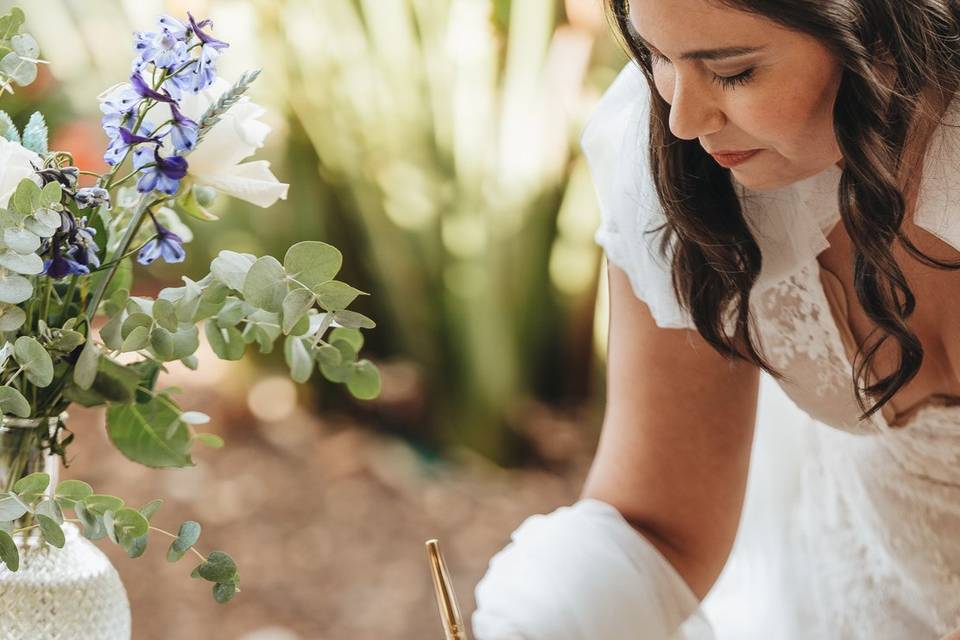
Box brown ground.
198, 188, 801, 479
60, 362, 598, 640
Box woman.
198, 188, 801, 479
472, 0, 960, 638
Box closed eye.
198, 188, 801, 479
648, 49, 756, 90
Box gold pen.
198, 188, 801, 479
426, 539, 471, 640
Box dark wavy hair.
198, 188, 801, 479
605, 0, 960, 423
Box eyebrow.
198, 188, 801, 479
629, 29, 766, 61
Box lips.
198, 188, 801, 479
709, 149, 761, 168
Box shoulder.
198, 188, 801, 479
581, 63, 695, 330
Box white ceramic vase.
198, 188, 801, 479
0, 414, 131, 640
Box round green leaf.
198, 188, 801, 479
55, 479, 93, 503
197, 550, 237, 583
35, 497, 63, 524
211, 251, 256, 292
329, 327, 363, 352
37, 514, 65, 548
113, 507, 149, 540
0, 271, 32, 304
3, 228, 40, 254
313, 281, 365, 312
83, 494, 125, 515
13, 335, 53, 386
283, 336, 313, 383
0, 529, 19, 570
13, 471, 49, 498
0, 304, 25, 331
281, 288, 315, 335
74, 338, 99, 390
332, 310, 376, 329
347, 360, 381, 400
0, 385, 30, 417
242, 256, 287, 312
167, 520, 201, 562
150, 326, 175, 361
0, 492, 28, 521
284, 241, 342, 289
213, 581, 237, 603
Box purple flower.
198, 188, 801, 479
168, 103, 198, 152
134, 28, 189, 70
187, 13, 229, 92
66, 218, 101, 270
99, 83, 141, 143
44, 240, 90, 279
138, 219, 186, 265
104, 121, 158, 166
134, 147, 188, 195
74, 187, 111, 210
188, 13, 229, 51
130, 71, 175, 104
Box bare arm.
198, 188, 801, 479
581, 263, 760, 600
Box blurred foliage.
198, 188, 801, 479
11, 0, 630, 465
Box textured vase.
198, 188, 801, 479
0, 414, 131, 640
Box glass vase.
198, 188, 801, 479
0, 413, 131, 640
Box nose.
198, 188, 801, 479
667, 78, 725, 141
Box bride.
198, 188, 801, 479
472, 0, 960, 638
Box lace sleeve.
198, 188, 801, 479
581, 62, 695, 330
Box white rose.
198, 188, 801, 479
173, 78, 289, 208
0, 137, 41, 208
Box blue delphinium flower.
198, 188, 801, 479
134, 26, 189, 70
133, 145, 188, 195
67, 218, 101, 270
187, 13, 229, 92
44, 240, 90, 279
138, 216, 185, 265
74, 187, 111, 210
167, 103, 198, 152
130, 71, 176, 104
99, 83, 140, 141
104, 121, 159, 166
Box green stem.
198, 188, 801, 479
84, 196, 156, 320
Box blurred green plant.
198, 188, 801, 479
259, 0, 610, 462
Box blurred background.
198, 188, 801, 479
0, 0, 633, 637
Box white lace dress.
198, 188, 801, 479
584, 62, 960, 639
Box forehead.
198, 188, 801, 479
627, 0, 776, 50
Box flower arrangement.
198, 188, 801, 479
0, 7, 379, 604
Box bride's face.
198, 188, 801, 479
628, 0, 845, 191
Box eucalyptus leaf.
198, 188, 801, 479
242, 256, 287, 312
152, 298, 178, 332
74, 338, 99, 390
0, 492, 27, 520
0, 304, 24, 331
282, 288, 315, 335
13, 471, 49, 498
167, 520, 200, 562
150, 326, 175, 361
37, 514, 65, 548
55, 479, 93, 504
347, 360, 382, 400
314, 280, 365, 311
112, 507, 149, 541
197, 551, 237, 583
0, 250, 42, 274
13, 335, 53, 387
99, 312, 125, 351
83, 494, 124, 515
0, 271, 32, 304
120, 325, 150, 352
204, 321, 244, 360
0, 385, 29, 417
35, 497, 63, 524
138, 498, 163, 521
10, 33, 38, 59
3, 227, 39, 253
332, 310, 376, 329
329, 327, 363, 352
0, 51, 37, 86
213, 581, 237, 603
170, 325, 200, 360
283, 336, 313, 383
284, 241, 342, 289
210, 251, 256, 291
0, 529, 18, 570
11, 179, 39, 215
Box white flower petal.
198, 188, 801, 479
193, 160, 289, 208
0, 138, 41, 208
